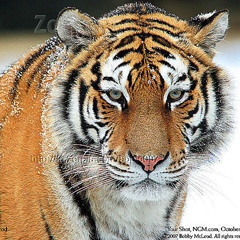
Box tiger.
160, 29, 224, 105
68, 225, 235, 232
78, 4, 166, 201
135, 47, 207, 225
0, 2, 232, 240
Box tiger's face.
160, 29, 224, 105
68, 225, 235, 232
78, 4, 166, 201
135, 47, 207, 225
79, 41, 201, 200
53, 4, 229, 201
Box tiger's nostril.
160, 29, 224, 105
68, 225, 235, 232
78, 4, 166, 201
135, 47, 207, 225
129, 151, 169, 173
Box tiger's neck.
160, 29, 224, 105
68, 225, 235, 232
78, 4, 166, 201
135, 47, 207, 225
85, 184, 186, 240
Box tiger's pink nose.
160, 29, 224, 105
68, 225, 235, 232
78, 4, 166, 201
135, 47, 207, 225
133, 154, 166, 173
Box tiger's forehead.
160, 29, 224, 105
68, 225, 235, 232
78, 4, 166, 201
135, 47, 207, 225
97, 12, 193, 90
101, 49, 189, 93
100, 30, 190, 92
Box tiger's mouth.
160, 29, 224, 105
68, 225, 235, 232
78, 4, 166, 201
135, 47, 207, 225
105, 151, 189, 201
106, 151, 188, 187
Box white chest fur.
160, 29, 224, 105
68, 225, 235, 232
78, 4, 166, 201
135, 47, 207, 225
89, 186, 181, 240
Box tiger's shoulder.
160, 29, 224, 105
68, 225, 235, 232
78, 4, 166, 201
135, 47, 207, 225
0, 36, 68, 127
0, 35, 71, 239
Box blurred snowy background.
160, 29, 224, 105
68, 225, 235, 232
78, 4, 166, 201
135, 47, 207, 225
0, 0, 239, 229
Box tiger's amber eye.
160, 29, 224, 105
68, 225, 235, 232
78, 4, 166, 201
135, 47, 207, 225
168, 89, 184, 101
108, 90, 123, 101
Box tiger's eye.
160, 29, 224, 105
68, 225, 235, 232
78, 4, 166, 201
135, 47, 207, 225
168, 89, 184, 101
108, 90, 123, 101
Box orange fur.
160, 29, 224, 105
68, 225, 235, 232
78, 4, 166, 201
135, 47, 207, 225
0, 43, 71, 239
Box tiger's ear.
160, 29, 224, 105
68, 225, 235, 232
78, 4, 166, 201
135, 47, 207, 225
56, 7, 104, 56
189, 10, 229, 56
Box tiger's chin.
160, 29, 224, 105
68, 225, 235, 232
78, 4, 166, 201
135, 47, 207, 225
117, 179, 176, 202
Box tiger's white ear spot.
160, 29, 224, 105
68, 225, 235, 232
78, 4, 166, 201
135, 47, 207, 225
190, 10, 229, 56
56, 7, 104, 55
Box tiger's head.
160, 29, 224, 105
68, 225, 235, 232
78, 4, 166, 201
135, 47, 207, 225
50, 3, 230, 201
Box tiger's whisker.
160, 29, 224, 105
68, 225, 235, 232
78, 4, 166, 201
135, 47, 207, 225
73, 177, 114, 194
